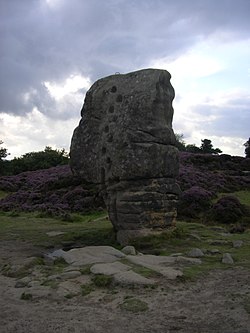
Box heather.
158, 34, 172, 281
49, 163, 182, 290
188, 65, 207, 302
0, 165, 105, 217
178, 153, 250, 224
0, 152, 249, 224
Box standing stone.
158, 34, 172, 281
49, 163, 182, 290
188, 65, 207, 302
70, 68, 180, 244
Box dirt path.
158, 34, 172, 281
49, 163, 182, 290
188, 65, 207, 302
0, 240, 249, 333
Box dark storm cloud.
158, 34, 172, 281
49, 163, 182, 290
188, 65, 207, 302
1, 0, 250, 119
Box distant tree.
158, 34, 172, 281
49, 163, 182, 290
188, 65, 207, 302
9, 146, 69, 174
0, 140, 10, 176
200, 139, 222, 155
175, 133, 186, 151
185, 144, 201, 153
244, 138, 250, 158
0, 140, 9, 160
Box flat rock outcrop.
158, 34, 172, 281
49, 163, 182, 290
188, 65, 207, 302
70, 68, 180, 243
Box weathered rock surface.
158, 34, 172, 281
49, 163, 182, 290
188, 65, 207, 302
52, 246, 126, 266
222, 253, 234, 264
90, 261, 131, 276
50, 246, 202, 285
187, 248, 205, 258
232, 240, 243, 248
70, 68, 180, 243
113, 270, 155, 286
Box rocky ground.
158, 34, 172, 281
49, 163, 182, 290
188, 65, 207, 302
0, 239, 250, 333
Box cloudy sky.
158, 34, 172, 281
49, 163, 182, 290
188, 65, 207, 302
1, 0, 249, 158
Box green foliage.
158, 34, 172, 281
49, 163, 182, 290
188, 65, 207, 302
200, 139, 222, 155
120, 298, 149, 312
0, 211, 115, 249
0, 190, 9, 199
80, 265, 92, 275
92, 274, 113, 287
244, 138, 250, 158
185, 144, 201, 153
174, 135, 222, 154
0, 140, 10, 175
9, 146, 69, 174
0, 140, 9, 160
81, 283, 95, 296
20, 292, 33, 301
175, 133, 186, 151
130, 225, 187, 252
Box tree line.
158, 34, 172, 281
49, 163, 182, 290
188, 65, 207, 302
176, 134, 250, 158
0, 143, 69, 176
175, 135, 222, 154
0, 137, 249, 176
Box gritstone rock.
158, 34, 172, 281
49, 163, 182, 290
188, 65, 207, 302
70, 68, 180, 244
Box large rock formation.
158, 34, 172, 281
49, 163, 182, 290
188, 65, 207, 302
70, 68, 180, 244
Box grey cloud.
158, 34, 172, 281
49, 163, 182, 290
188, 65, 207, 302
1, 0, 250, 119
191, 96, 250, 138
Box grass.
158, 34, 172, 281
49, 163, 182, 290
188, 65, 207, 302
120, 298, 149, 312
0, 211, 116, 248
92, 274, 113, 287
0, 208, 249, 282
0, 190, 9, 199
217, 190, 250, 207
20, 292, 33, 301
1, 256, 46, 278
81, 283, 95, 296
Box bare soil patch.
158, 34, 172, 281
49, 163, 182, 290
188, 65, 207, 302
0, 240, 249, 333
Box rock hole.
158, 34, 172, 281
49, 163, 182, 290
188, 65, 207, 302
104, 125, 109, 133
106, 157, 111, 164
101, 167, 105, 184
102, 147, 106, 154
107, 134, 113, 142
109, 105, 115, 113
111, 86, 117, 93
116, 94, 123, 103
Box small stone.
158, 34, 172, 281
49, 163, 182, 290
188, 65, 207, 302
90, 262, 131, 276
28, 281, 41, 288
113, 270, 155, 286
170, 253, 183, 257
232, 240, 243, 248
208, 249, 220, 255
121, 246, 136, 255
126, 255, 183, 279
57, 281, 81, 297
187, 248, 204, 258
222, 253, 234, 264
60, 271, 82, 280
15, 280, 29, 288
209, 240, 229, 246
189, 233, 201, 241
46, 231, 65, 237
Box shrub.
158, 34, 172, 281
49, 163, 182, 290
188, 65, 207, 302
178, 186, 214, 218
120, 298, 149, 312
208, 196, 245, 224
92, 274, 113, 287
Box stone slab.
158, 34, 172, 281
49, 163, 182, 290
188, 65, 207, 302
90, 261, 131, 276
113, 270, 155, 286
54, 246, 126, 266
